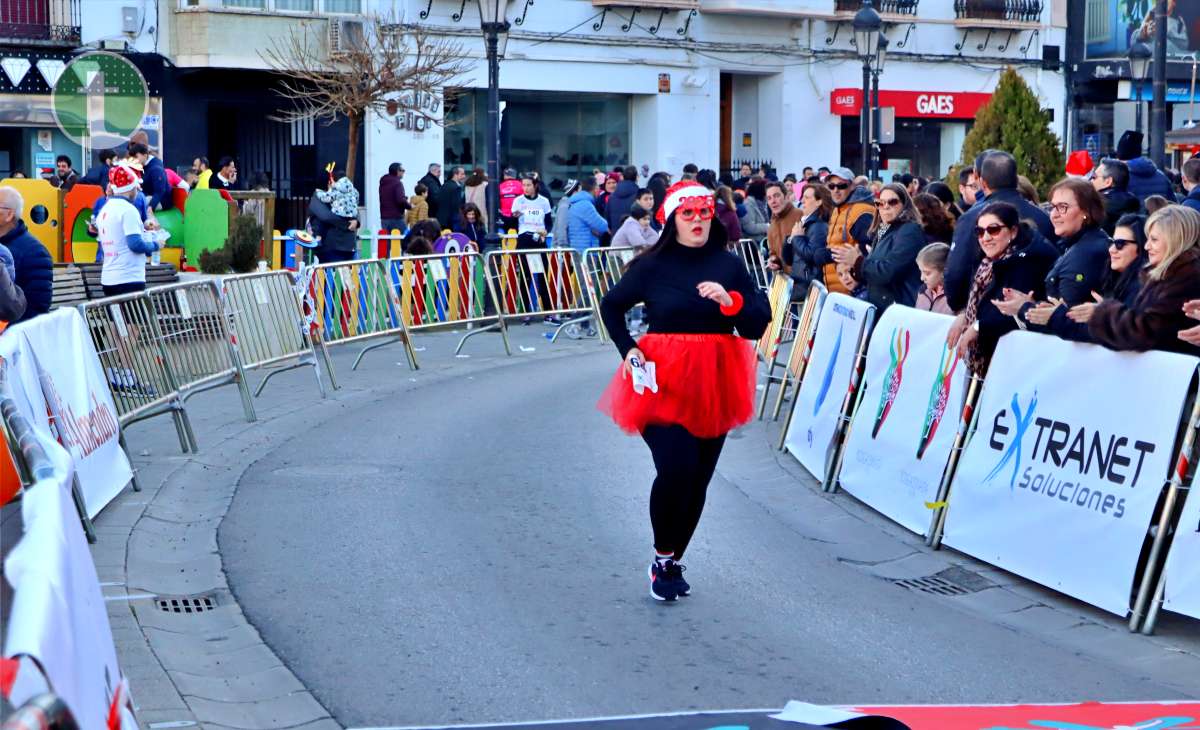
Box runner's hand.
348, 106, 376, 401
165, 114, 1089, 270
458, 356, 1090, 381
623, 347, 646, 378
697, 281, 733, 307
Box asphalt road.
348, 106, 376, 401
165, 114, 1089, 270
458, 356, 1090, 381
219, 338, 1199, 729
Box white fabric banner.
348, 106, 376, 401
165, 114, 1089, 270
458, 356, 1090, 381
784, 293, 874, 480
943, 331, 1197, 616
4, 460, 138, 730
837, 306, 968, 535
0, 308, 132, 518
1162, 487, 1200, 620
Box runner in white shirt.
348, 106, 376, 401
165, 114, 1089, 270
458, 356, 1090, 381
97, 163, 160, 296
510, 177, 552, 249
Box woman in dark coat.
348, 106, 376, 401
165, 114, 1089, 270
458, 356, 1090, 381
1089, 205, 1200, 354
947, 202, 1060, 375
714, 185, 741, 243
784, 182, 833, 295
914, 192, 955, 243
1024, 213, 1148, 343
832, 183, 925, 313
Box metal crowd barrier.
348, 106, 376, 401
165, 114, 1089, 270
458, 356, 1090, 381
307, 259, 419, 371
734, 237, 770, 290
144, 280, 257, 420
458, 248, 592, 354
753, 276, 795, 418
221, 270, 337, 397
78, 292, 198, 453
2, 693, 79, 730
386, 251, 507, 354
763, 281, 825, 423
581, 246, 637, 343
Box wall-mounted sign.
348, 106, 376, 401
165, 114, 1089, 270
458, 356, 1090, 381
387, 91, 440, 134
742, 133, 752, 147
830, 88, 993, 120
658, 73, 670, 93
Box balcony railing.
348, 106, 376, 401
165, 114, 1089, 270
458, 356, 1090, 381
0, 0, 80, 45
834, 0, 919, 15
954, 0, 1043, 23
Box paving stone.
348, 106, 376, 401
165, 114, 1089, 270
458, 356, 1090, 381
184, 692, 330, 730
945, 586, 1040, 615
134, 708, 199, 727
127, 553, 225, 595
133, 602, 247, 633
199, 720, 340, 730
144, 624, 264, 657
128, 672, 189, 713
128, 523, 219, 560
156, 642, 284, 676
146, 499, 233, 524
136, 515, 224, 538
172, 666, 305, 703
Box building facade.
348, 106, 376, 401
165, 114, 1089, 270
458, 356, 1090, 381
0, 0, 1067, 231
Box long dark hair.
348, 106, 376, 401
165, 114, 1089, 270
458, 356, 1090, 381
869, 183, 920, 237
634, 208, 728, 263
1105, 212, 1149, 302
914, 192, 955, 242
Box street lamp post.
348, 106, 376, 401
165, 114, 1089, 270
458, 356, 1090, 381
477, 0, 511, 253
1129, 41, 1152, 141
870, 34, 888, 181
853, 2, 882, 176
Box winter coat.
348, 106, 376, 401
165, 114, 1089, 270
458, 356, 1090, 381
605, 180, 640, 233
552, 196, 573, 247
1042, 225, 1112, 306
822, 187, 876, 294
1182, 187, 1200, 214
785, 214, 830, 294
1125, 157, 1175, 202
1101, 188, 1140, 235
969, 224, 1060, 367
856, 219, 925, 313
716, 200, 741, 241
49, 169, 78, 192
0, 264, 26, 324
767, 204, 804, 274
611, 217, 659, 249
308, 195, 358, 253
455, 219, 487, 246
739, 197, 770, 238
465, 182, 488, 227
2, 220, 52, 321
1089, 247, 1200, 355
143, 157, 172, 211
915, 285, 952, 314
405, 194, 429, 228
436, 181, 464, 230
566, 191, 609, 251
945, 187, 1056, 312
378, 174, 410, 220
1046, 262, 1145, 344
420, 174, 444, 219
80, 163, 109, 188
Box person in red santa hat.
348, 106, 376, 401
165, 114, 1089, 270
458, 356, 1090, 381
598, 180, 772, 602
96, 163, 161, 297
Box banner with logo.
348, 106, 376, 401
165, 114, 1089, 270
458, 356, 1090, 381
784, 293, 874, 480
4, 458, 138, 730
943, 331, 1198, 616
0, 308, 132, 517
1162, 487, 1200, 621
836, 306, 967, 535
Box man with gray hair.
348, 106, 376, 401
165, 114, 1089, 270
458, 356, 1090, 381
0, 186, 51, 321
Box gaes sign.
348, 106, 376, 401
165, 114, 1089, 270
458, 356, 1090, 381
830, 88, 993, 120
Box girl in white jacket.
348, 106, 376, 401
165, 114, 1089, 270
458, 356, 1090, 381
611, 206, 660, 249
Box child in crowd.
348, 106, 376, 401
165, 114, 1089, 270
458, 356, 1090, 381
407, 183, 429, 228
317, 176, 359, 222
406, 236, 433, 256
611, 206, 660, 250
914, 242, 952, 314
837, 265, 867, 301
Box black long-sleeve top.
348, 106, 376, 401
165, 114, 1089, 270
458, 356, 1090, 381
599, 241, 773, 358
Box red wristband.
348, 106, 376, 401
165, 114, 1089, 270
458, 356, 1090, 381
720, 290, 744, 317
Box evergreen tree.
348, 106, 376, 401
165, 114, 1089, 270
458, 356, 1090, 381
948, 67, 1063, 199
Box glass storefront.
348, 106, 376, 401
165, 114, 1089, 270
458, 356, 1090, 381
444, 89, 630, 200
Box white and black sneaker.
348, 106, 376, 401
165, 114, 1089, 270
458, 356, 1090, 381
665, 561, 690, 597
648, 561, 678, 602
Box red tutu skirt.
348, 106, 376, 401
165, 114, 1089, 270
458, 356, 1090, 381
598, 333, 757, 439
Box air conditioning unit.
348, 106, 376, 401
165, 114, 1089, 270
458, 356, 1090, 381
328, 19, 365, 57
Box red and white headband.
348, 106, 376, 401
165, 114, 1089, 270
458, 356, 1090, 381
657, 182, 712, 225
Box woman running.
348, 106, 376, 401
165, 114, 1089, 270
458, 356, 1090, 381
598, 181, 772, 602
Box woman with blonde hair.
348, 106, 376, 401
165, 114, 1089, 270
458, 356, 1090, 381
1089, 205, 1200, 353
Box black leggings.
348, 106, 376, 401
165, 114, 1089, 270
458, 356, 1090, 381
642, 424, 727, 561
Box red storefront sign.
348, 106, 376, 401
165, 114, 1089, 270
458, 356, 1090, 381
830, 88, 993, 120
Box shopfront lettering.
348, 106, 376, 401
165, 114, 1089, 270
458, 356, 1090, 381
915, 94, 954, 116
829, 88, 991, 119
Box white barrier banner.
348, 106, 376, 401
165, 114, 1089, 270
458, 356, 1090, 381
4, 462, 138, 730
837, 306, 967, 535
1162, 488, 1200, 620
784, 293, 874, 480
943, 331, 1197, 615
1, 308, 132, 517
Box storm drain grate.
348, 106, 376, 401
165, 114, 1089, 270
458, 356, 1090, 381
892, 566, 993, 596
155, 595, 217, 614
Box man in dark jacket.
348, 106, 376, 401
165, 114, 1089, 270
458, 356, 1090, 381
308, 189, 359, 263
1182, 156, 1200, 213
80, 149, 116, 187
944, 151, 1056, 312
129, 142, 172, 211
0, 187, 52, 321
1116, 130, 1175, 202
419, 163, 443, 221
1092, 158, 1141, 235
605, 166, 640, 233
378, 162, 410, 232
49, 155, 78, 191
436, 166, 465, 230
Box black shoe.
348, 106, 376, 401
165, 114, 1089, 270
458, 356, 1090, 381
648, 562, 678, 602
665, 561, 689, 596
